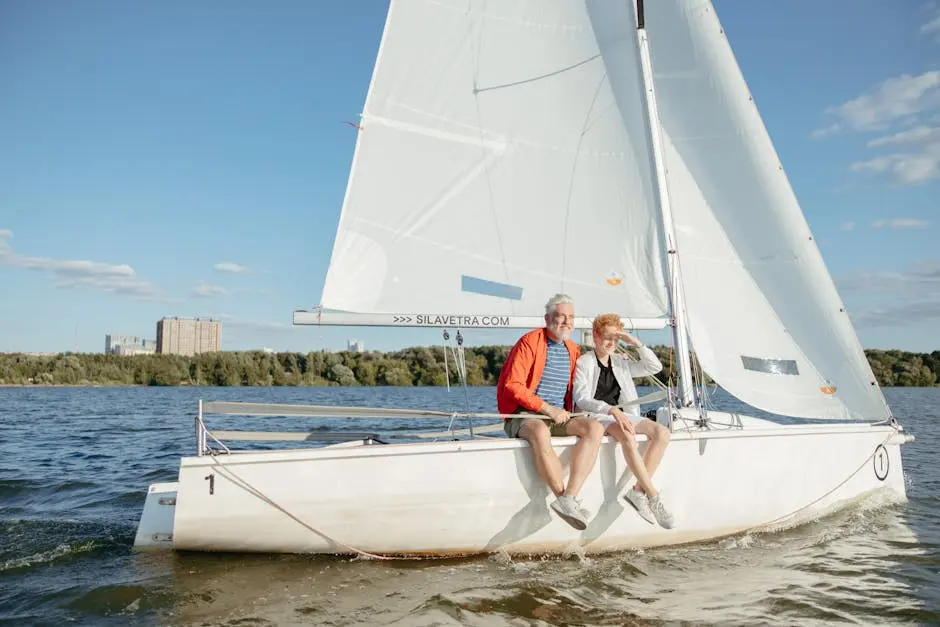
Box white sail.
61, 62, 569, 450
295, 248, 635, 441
320, 1, 668, 320
645, 1, 889, 420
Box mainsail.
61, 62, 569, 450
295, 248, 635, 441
314, 0, 889, 421
644, 1, 890, 421
319, 1, 668, 320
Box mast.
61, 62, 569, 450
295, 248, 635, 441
634, 0, 696, 407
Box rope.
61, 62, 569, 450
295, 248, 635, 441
442, 330, 450, 392
207, 454, 406, 561
743, 430, 897, 534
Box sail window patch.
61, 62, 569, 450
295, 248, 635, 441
461, 275, 523, 301
741, 356, 799, 376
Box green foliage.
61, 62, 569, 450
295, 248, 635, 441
0, 346, 936, 387
329, 363, 359, 386
865, 349, 938, 387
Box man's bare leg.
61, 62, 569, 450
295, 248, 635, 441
562, 417, 605, 497
518, 418, 564, 496
606, 421, 658, 496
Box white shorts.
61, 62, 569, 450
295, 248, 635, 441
593, 413, 647, 429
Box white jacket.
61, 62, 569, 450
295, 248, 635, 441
572, 346, 663, 415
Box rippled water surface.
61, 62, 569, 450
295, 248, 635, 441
1, 386, 937, 625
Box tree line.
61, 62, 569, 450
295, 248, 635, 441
0, 346, 936, 387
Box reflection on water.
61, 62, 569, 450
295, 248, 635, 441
0, 386, 937, 625
120, 492, 930, 626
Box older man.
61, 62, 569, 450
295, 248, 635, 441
496, 293, 606, 530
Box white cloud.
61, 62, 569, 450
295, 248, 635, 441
820, 71, 940, 133
191, 282, 228, 298
911, 259, 940, 281
851, 152, 940, 185
870, 218, 930, 229
839, 270, 909, 292
841, 260, 940, 327
196, 314, 299, 333
214, 262, 250, 274
840, 221, 856, 231
867, 125, 940, 147
839, 260, 939, 333
813, 69, 940, 185
838, 259, 940, 292
922, 8, 940, 41
852, 124, 940, 185
226, 319, 301, 333
810, 123, 841, 139
0, 230, 165, 300
853, 299, 940, 327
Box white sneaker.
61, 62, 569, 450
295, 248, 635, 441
648, 493, 675, 529
550, 495, 589, 530
624, 488, 656, 525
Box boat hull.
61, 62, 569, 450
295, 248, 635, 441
135, 415, 910, 556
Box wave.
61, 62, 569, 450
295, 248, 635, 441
0, 540, 100, 574
0, 519, 133, 575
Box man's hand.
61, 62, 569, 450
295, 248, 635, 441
543, 405, 571, 424
609, 407, 635, 434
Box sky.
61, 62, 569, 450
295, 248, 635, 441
0, 0, 937, 355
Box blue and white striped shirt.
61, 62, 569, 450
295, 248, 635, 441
535, 339, 571, 409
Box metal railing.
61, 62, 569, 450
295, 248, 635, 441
192, 392, 669, 456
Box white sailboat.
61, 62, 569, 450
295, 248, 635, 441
134, 0, 914, 556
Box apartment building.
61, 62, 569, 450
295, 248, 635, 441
105, 334, 157, 355
156, 317, 222, 356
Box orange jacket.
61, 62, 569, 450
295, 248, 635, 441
496, 328, 581, 416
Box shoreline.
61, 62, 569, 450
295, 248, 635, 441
3, 346, 937, 388
0, 383, 148, 388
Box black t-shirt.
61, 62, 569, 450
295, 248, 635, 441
594, 355, 621, 406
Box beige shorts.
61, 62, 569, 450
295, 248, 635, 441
503, 411, 571, 439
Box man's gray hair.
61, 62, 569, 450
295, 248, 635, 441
544, 293, 574, 315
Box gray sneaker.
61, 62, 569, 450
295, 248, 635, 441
624, 488, 656, 525
550, 495, 588, 531
648, 493, 675, 529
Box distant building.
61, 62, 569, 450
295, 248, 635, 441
156, 317, 222, 356
105, 334, 156, 355
580, 329, 594, 348
347, 339, 364, 353
117, 343, 156, 356
106, 334, 136, 353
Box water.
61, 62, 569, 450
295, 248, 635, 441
1, 386, 937, 625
